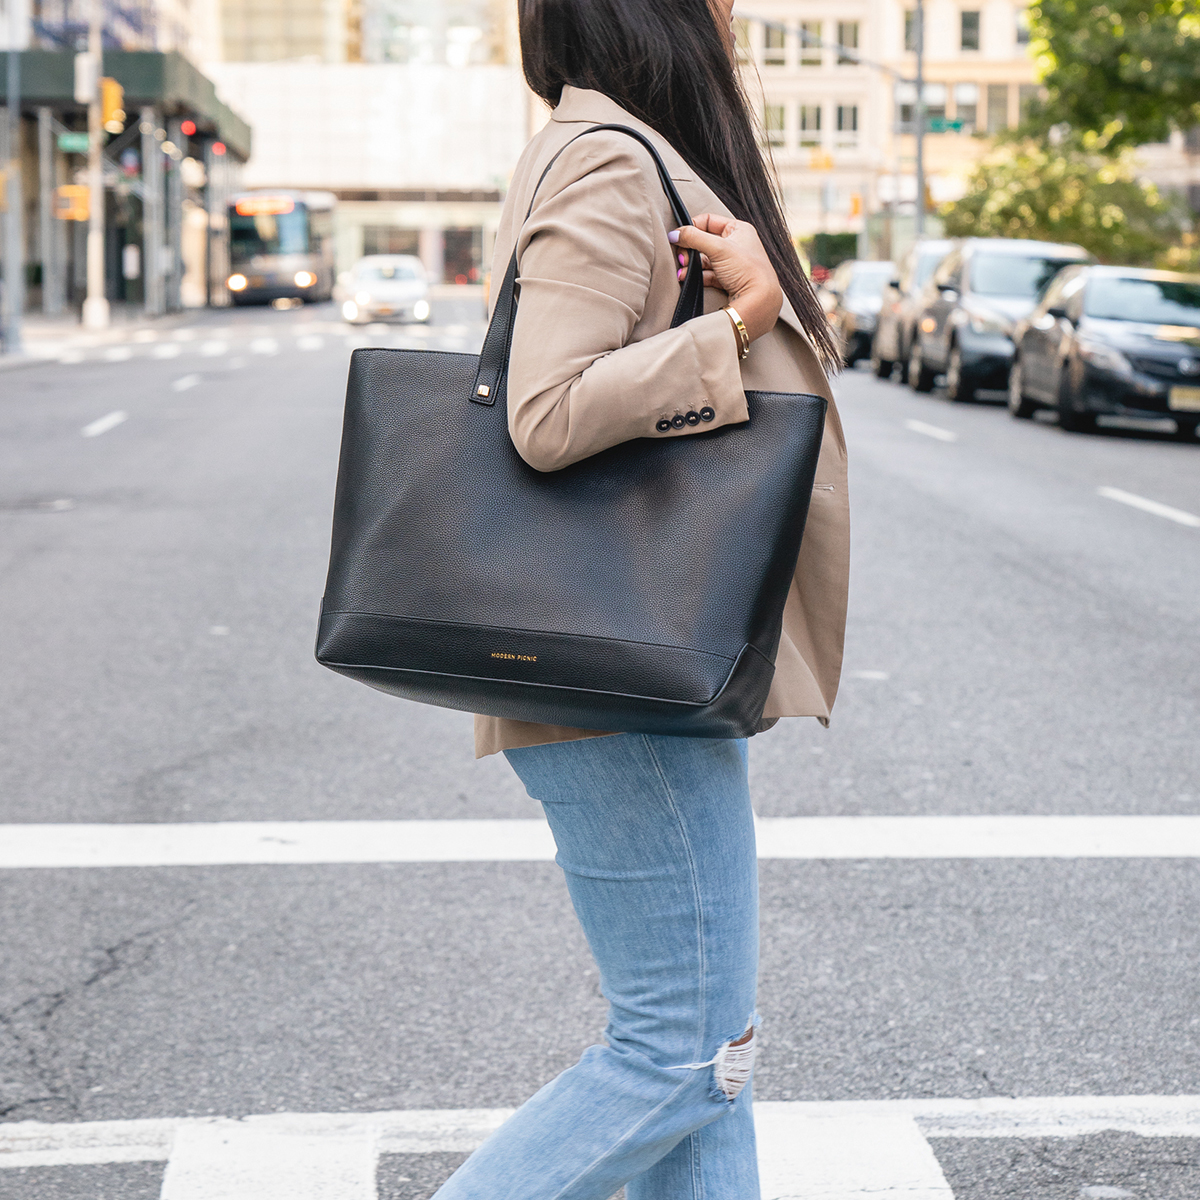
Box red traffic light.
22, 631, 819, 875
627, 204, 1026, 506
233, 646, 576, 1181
212, 142, 226, 156
181, 119, 196, 136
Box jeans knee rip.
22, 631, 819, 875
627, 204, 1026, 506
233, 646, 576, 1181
667, 1019, 758, 1103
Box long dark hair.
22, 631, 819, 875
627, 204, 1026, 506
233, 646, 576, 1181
519, 0, 839, 371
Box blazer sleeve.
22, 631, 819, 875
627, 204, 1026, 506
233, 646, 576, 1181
503, 135, 749, 473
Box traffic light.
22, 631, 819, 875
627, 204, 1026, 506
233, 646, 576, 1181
55, 185, 90, 221
101, 78, 126, 134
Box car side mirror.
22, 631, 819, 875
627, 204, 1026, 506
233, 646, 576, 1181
1046, 304, 1070, 321
940, 288, 959, 303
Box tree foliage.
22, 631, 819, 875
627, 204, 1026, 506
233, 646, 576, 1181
940, 139, 1186, 263
1026, 0, 1200, 148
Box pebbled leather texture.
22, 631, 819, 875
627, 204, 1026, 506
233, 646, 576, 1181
316, 124, 827, 739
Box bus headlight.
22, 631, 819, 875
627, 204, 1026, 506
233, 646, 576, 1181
227, 274, 248, 291
294, 270, 317, 288
342, 300, 359, 321
413, 299, 430, 321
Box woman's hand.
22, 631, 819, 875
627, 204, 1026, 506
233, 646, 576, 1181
669, 214, 784, 342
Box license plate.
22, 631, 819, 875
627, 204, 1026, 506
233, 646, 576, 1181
375, 306, 394, 315
1168, 386, 1200, 411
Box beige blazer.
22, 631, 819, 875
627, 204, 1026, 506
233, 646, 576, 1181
474, 86, 849, 758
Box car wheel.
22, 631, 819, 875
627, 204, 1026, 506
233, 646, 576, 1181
1007, 360, 1038, 419
1174, 418, 1199, 441
945, 343, 977, 403
1057, 374, 1095, 433
871, 342, 894, 379
907, 340, 936, 393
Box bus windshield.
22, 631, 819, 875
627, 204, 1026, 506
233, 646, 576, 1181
230, 207, 309, 261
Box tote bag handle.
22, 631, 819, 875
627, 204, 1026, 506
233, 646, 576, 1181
471, 124, 706, 407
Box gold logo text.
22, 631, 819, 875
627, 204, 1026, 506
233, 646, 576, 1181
491, 651, 537, 662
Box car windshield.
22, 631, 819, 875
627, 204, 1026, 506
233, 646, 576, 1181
230, 208, 309, 259
845, 264, 893, 298
357, 262, 422, 281
1084, 276, 1200, 326
971, 254, 1080, 298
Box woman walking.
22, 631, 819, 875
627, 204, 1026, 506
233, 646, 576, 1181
436, 1, 849, 1195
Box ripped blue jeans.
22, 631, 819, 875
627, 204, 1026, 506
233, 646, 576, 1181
433, 733, 760, 1200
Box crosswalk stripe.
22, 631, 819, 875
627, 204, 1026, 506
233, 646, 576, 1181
3, 815, 1200, 869
3, 1098, 1197, 1197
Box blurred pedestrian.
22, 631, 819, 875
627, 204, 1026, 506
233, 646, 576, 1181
436, 1, 849, 1196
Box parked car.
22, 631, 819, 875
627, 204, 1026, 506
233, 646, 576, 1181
870, 238, 952, 378
338, 255, 431, 324
819, 260, 896, 365
907, 238, 1091, 401
1009, 265, 1200, 436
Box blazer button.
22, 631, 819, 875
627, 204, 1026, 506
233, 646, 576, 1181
656, 418, 672, 433
699, 406, 715, 422
685, 410, 701, 425
670, 414, 686, 429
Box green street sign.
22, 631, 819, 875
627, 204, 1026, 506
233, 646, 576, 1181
57, 132, 91, 153
928, 117, 964, 133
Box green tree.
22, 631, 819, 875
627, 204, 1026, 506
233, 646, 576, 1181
1026, 0, 1200, 149
940, 138, 1186, 263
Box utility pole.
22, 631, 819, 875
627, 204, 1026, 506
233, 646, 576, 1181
2, 1, 26, 354
914, 0, 926, 237
82, 0, 109, 329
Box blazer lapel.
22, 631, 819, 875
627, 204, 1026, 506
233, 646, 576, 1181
550, 86, 811, 344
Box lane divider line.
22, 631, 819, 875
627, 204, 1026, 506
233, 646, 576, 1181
904, 419, 958, 443
4, 815, 1200, 869
1097, 486, 1200, 528
171, 374, 201, 393
80, 411, 129, 438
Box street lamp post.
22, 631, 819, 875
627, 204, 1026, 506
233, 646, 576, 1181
914, 0, 926, 237
82, 0, 109, 329
2, 2, 26, 354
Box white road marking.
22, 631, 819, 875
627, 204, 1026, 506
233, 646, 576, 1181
80, 411, 129, 438
1097, 486, 1200, 528
250, 337, 280, 355
296, 335, 325, 351
198, 341, 228, 357
58, 350, 85, 364
3, 1097, 1197, 1199
5, 815, 1200, 869
849, 669, 890, 681
103, 346, 133, 362
172, 374, 201, 393
152, 344, 183, 359
904, 419, 958, 443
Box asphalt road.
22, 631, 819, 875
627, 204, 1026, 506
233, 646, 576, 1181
1, 300, 1198, 1199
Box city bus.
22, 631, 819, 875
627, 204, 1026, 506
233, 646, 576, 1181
225, 191, 336, 306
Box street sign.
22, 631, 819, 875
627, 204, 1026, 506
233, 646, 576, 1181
57, 132, 91, 154
928, 117, 964, 132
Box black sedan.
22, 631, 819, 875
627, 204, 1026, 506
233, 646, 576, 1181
908, 238, 1091, 401
819, 260, 896, 366
1009, 265, 1200, 437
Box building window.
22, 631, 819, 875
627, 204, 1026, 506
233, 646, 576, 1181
836, 104, 859, 145
987, 82, 1009, 131
923, 83, 947, 125
733, 18, 752, 62
799, 20, 823, 64
836, 21, 858, 65
764, 23, 786, 65
904, 9, 919, 52
960, 10, 980, 50
1019, 83, 1042, 118
764, 103, 786, 147
799, 103, 823, 146
954, 82, 979, 129
1015, 9, 1031, 44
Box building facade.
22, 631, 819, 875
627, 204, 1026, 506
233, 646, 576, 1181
205, 0, 527, 284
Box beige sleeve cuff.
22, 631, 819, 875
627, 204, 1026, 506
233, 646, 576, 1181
677, 309, 749, 434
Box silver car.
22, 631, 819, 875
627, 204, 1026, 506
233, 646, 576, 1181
339, 255, 431, 324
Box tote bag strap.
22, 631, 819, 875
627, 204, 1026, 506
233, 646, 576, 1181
470, 123, 705, 407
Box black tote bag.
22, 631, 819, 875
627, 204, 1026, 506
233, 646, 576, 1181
316, 125, 827, 739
